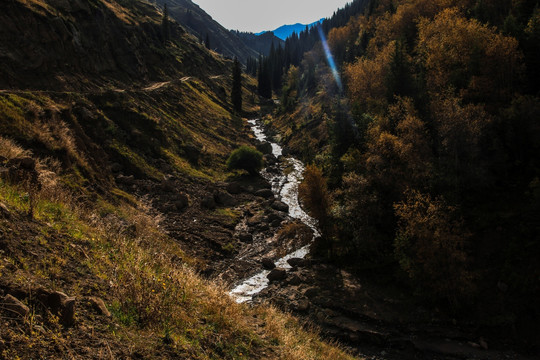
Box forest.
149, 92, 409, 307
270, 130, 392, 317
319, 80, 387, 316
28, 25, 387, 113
256, 0, 540, 347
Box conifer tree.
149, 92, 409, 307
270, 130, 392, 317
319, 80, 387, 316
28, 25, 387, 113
231, 57, 242, 113
162, 3, 170, 44
205, 33, 211, 49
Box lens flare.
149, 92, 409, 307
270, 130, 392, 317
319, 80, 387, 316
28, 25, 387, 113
317, 25, 343, 92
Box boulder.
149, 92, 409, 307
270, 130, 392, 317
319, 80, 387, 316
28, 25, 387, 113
41, 290, 76, 326
214, 191, 237, 207
267, 268, 287, 282
116, 174, 134, 185
288, 274, 303, 286
287, 258, 308, 268
261, 258, 276, 270
238, 232, 253, 243
271, 201, 289, 213
201, 195, 216, 210
88, 297, 111, 318
226, 182, 243, 194
255, 189, 274, 199
2, 294, 29, 317
256, 142, 273, 155
293, 299, 310, 312
173, 193, 189, 210
110, 163, 122, 173
0, 202, 10, 219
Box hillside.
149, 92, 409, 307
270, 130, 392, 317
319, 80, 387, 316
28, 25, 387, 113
0, 0, 357, 359
257, 0, 540, 356
153, 0, 282, 62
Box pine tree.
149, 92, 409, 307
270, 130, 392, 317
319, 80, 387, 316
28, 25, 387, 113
205, 33, 211, 49
231, 57, 242, 113
162, 3, 170, 44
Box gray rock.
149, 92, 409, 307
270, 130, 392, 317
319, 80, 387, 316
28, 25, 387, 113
201, 195, 216, 210
271, 201, 289, 213
2, 294, 29, 317
261, 258, 276, 270
267, 268, 287, 282
254, 189, 274, 199
88, 297, 111, 318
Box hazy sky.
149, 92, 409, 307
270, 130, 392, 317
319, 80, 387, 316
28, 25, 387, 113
192, 0, 352, 32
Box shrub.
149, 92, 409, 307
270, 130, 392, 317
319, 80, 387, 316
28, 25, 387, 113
226, 146, 263, 175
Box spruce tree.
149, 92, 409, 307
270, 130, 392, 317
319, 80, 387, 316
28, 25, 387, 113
205, 33, 211, 49
231, 57, 242, 113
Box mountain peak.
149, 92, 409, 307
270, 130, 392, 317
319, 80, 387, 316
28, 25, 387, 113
257, 18, 324, 40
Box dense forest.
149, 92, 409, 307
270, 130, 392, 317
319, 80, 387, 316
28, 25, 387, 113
259, 0, 540, 348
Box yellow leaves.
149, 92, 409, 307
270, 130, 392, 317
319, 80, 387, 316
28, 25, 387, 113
417, 7, 523, 99
344, 41, 394, 111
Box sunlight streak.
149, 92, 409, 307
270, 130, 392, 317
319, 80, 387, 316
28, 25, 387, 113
317, 25, 343, 92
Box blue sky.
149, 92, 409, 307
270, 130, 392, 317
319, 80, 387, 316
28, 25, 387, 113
192, 0, 352, 32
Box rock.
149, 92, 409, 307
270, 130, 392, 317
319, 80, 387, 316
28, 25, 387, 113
226, 182, 243, 194
201, 195, 216, 210
0, 202, 10, 219
303, 287, 318, 299
261, 258, 276, 270
238, 232, 253, 243
264, 154, 277, 165
116, 174, 135, 185
293, 299, 310, 312
271, 219, 281, 227
42, 291, 76, 326
183, 144, 201, 165
267, 268, 287, 282
110, 163, 122, 173
288, 274, 303, 286
61, 297, 76, 326
214, 191, 237, 207
271, 201, 289, 213
161, 176, 176, 192
173, 193, 189, 210
2, 294, 29, 317
254, 189, 274, 199
497, 281, 508, 293
88, 297, 111, 318
7, 157, 35, 170
287, 258, 307, 268
256, 142, 273, 155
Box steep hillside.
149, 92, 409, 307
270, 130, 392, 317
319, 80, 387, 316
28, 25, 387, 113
153, 0, 282, 62
0, 0, 357, 359
260, 0, 540, 354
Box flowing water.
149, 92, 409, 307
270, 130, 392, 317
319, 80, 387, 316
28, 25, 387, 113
229, 119, 319, 303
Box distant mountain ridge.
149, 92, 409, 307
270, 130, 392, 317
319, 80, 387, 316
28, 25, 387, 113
257, 19, 324, 40
153, 0, 282, 63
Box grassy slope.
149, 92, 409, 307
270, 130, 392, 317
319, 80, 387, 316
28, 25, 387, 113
0, 0, 358, 359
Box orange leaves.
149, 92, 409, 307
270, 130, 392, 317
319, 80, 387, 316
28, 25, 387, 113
394, 190, 473, 302
417, 7, 522, 100
344, 42, 395, 111
298, 165, 331, 226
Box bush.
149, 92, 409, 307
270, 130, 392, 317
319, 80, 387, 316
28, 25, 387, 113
226, 146, 263, 175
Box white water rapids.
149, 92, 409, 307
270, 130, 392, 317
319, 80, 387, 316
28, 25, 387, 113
229, 119, 320, 303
